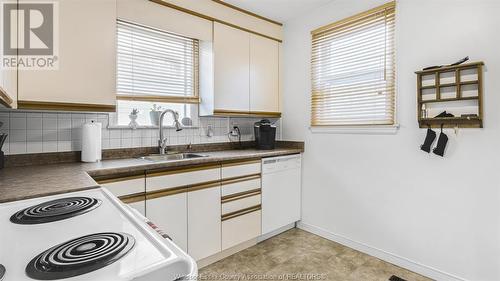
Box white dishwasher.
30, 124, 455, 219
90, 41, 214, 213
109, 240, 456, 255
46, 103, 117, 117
261, 154, 302, 235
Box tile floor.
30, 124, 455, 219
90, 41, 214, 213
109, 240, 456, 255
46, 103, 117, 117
199, 229, 433, 281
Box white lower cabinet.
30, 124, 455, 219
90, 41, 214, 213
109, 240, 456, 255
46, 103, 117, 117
222, 210, 262, 250
146, 191, 188, 252
98, 175, 147, 218
188, 184, 221, 260
128, 200, 146, 216
137, 159, 296, 263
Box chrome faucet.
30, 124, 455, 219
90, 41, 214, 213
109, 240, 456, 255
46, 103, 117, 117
158, 109, 182, 154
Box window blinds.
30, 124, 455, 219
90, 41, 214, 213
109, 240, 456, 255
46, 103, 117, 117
117, 20, 199, 104
311, 2, 396, 126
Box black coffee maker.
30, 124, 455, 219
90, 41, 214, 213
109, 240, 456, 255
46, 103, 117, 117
254, 119, 276, 150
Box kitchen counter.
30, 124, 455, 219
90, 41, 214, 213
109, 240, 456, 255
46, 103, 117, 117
0, 147, 303, 203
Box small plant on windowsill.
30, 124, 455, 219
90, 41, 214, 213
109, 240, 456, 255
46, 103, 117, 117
149, 104, 163, 127
129, 108, 139, 129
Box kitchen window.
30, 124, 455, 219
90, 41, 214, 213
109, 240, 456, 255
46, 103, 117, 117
114, 20, 199, 127
310, 2, 396, 130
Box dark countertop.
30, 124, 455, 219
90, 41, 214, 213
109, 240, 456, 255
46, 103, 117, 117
0, 148, 303, 203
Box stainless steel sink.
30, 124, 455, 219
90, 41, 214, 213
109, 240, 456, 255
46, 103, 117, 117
139, 153, 208, 162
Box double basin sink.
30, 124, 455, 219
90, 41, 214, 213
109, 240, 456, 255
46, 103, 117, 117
139, 153, 209, 162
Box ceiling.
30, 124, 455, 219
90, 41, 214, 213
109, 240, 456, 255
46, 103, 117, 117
221, 0, 335, 23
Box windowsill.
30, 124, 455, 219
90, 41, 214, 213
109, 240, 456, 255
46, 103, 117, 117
107, 125, 199, 130
309, 124, 400, 135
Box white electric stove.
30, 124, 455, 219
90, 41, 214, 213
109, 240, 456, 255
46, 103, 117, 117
0, 188, 197, 281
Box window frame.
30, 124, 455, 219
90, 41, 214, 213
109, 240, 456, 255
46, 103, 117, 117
310, 1, 398, 132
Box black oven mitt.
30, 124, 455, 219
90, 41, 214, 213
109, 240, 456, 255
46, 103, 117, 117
433, 131, 449, 157
420, 128, 436, 153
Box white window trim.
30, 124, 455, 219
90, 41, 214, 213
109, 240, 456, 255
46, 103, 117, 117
310, 124, 400, 135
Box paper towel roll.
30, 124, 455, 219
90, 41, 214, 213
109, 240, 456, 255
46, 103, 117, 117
81, 121, 102, 162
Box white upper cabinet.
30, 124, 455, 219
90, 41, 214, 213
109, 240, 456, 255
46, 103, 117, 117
202, 22, 281, 117
250, 34, 279, 113
213, 22, 250, 113
17, 0, 117, 111
0, 7, 17, 109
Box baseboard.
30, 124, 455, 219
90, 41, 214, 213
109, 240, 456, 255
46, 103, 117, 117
197, 238, 257, 269
257, 223, 296, 242
297, 222, 468, 281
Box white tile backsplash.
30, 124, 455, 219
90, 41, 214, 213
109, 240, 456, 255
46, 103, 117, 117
0, 111, 281, 155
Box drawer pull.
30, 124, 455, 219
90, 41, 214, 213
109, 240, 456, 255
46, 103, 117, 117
95, 174, 144, 184
145, 180, 221, 199
221, 205, 261, 221
147, 164, 220, 177
221, 188, 261, 203
222, 159, 261, 167
221, 174, 261, 185
146, 186, 188, 200
119, 193, 146, 203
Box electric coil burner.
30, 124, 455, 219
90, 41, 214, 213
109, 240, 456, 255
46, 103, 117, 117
26, 232, 135, 280
10, 197, 101, 224
0, 264, 5, 281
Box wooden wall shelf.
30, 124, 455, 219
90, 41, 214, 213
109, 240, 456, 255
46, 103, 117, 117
415, 61, 484, 128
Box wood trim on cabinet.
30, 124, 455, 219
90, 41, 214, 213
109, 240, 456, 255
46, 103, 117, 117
221, 174, 261, 185
187, 180, 221, 192
95, 174, 145, 184
117, 95, 200, 104
146, 186, 188, 200
147, 163, 221, 177
17, 100, 116, 112
210, 0, 283, 26
0, 87, 13, 108
119, 193, 146, 203
221, 204, 261, 221
222, 159, 261, 167
149, 0, 282, 43
145, 179, 221, 199
221, 188, 261, 203
213, 109, 282, 117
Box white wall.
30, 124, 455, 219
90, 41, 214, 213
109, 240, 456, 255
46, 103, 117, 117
282, 0, 500, 280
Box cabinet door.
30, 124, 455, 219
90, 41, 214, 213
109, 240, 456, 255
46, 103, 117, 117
0, 11, 17, 109
128, 200, 146, 217
213, 22, 250, 112
187, 184, 221, 261
250, 34, 279, 113
17, 0, 116, 110
222, 210, 261, 250
146, 192, 188, 252
99, 176, 145, 198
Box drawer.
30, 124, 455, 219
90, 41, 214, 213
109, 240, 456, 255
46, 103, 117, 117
222, 193, 261, 215
119, 193, 146, 217
222, 208, 261, 250
98, 176, 145, 197
146, 165, 220, 192
222, 160, 261, 179
221, 175, 261, 196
